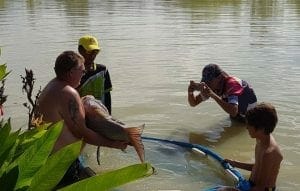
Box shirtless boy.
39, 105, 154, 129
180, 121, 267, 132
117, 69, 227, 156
222, 102, 283, 191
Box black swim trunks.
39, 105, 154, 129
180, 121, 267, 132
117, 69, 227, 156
54, 158, 82, 189
54, 158, 96, 189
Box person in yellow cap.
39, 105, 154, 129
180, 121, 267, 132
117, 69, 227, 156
77, 35, 113, 114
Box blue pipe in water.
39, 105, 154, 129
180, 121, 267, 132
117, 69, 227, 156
142, 136, 250, 191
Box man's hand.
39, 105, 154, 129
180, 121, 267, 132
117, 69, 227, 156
188, 81, 211, 100
199, 82, 212, 99
189, 81, 207, 92
188, 80, 196, 92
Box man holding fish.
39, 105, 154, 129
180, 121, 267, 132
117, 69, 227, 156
38, 51, 128, 185
38, 50, 127, 153
38, 51, 144, 185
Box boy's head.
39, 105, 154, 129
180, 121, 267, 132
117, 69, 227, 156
201, 64, 223, 83
78, 35, 100, 66
201, 64, 226, 95
78, 35, 100, 52
246, 102, 278, 134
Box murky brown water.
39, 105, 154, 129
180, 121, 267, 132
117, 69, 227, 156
1, 0, 299, 190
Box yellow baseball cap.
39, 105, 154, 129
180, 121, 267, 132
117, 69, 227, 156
78, 35, 100, 51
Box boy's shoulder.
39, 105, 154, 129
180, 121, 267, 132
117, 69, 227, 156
95, 63, 107, 71
263, 136, 283, 161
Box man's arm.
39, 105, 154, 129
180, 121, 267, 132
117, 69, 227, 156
188, 92, 203, 107
209, 93, 239, 117
201, 83, 238, 116
61, 87, 126, 149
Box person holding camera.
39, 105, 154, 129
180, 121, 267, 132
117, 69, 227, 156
188, 63, 257, 122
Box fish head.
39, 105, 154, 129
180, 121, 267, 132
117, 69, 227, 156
82, 95, 109, 117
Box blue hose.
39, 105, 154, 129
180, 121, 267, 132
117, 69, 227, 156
142, 136, 251, 191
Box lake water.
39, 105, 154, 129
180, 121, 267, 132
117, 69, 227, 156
1, 0, 300, 190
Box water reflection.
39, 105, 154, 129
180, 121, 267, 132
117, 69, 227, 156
54, 0, 90, 30
0, 0, 6, 9
288, 0, 300, 16
174, 0, 242, 9
189, 119, 246, 148
26, 0, 39, 10
250, 0, 280, 18
55, 0, 89, 17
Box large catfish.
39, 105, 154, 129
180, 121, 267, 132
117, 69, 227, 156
82, 95, 145, 163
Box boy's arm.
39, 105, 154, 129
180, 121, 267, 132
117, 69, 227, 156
225, 159, 253, 171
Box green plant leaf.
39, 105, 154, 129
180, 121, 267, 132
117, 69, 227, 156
10, 121, 63, 189
0, 165, 19, 191
0, 147, 13, 173
59, 163, 154, 191
16, 187, 29, 191
0, 140, 19, 179
0, 120, 19, 174
0, 119, 11, 148
14, 128, 47, 160
0, 129, 20, 171
17, 123, 51, 142
0, 64, 10, 81
17, 126, 47, 144
29, 141, 82, 191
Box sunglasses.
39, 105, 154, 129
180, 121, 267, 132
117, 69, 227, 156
73, 67, 86, 75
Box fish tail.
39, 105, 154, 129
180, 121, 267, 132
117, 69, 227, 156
126, 124, 145, 163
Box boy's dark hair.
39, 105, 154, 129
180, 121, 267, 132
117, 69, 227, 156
246, 102, 278, 134
201, 64, 223, 83
54, 51, 84, 79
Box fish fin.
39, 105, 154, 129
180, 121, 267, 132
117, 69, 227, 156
126, 124, 145, 163
96, 146, 101, 165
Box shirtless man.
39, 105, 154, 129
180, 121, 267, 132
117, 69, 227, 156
38, 51, 127, 153
221, 103, 283, 191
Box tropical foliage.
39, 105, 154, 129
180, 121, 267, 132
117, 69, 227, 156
0, 48, 10, 111
0, 49, 154, 190
0, 120, 154, 191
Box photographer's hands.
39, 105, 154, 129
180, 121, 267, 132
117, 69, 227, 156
188, 80, 210, 99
